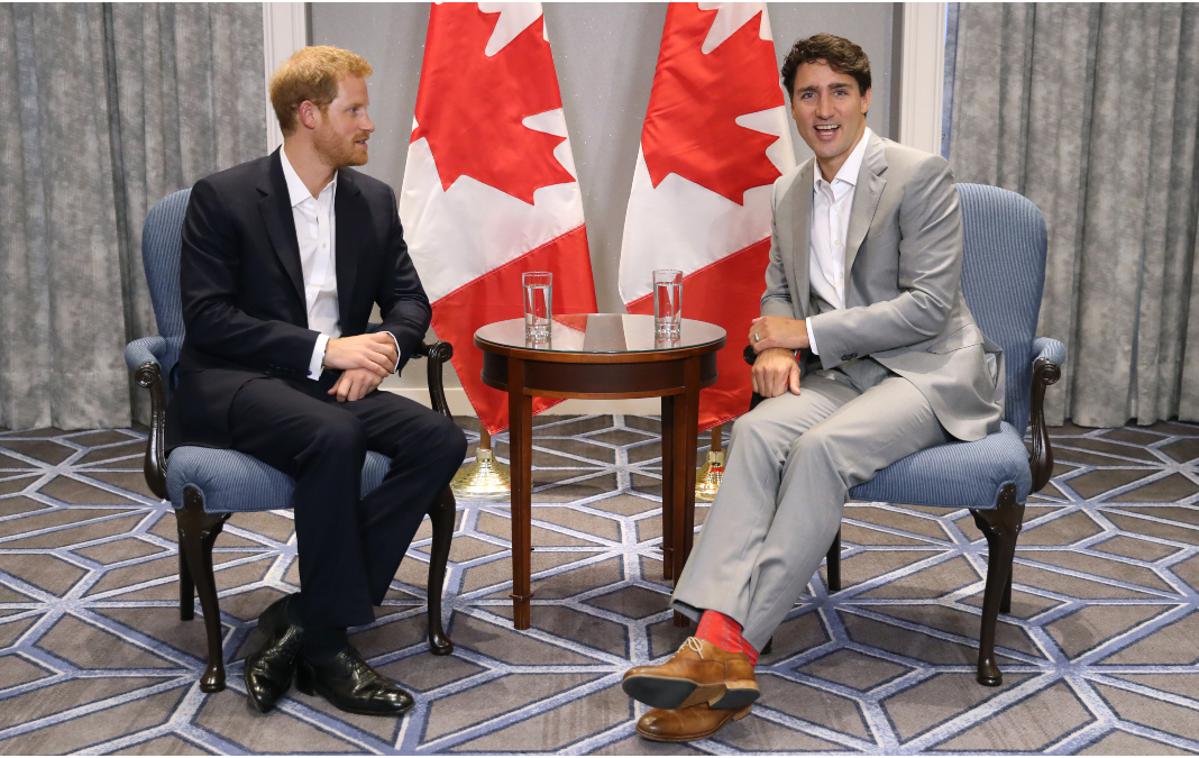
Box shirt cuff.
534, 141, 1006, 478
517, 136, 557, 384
805, 317, 820, 356
384, 331, 402, 373
307, 333, 330, 380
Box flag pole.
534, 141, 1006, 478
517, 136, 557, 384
694, 424, 725, 502
451, 427, 511, 498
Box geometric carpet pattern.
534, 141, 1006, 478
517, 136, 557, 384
0, 415, 1197, 754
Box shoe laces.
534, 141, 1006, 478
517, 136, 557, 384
682, 636, 706, 658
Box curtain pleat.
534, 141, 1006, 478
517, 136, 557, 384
0, 3, 264, 430
948, 3, 1199, 427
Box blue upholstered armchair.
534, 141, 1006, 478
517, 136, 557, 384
744, 183, 1065, 686
124, 189, 458, 693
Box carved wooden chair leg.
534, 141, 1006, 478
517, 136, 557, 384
826, 528, 842, 592
177, 538, 195, 621
177, 487, 231, 693
1001, 571, 1014, 614
426, 488, 455, 656
970, 485, 1025, 687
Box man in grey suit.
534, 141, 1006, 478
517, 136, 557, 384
622, 33, 1003, 742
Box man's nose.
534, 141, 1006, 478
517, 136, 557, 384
361, 112, 375, 132
815, 94, 833, 119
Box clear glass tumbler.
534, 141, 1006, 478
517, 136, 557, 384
522, 271, 553, 342
653, 269, 683, 340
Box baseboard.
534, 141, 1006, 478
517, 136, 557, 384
384, 386, 662, 417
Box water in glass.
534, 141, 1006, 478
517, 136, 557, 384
653, 269, 682, 340
522, 271, 552, 342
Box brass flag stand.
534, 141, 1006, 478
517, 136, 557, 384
450, 428, 511, 498
694, 424, 724, 502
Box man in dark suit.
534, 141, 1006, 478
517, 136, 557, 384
172, 45, 466, 717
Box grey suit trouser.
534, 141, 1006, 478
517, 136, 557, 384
671, 359, 950, 650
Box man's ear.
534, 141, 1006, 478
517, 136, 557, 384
860, 87, 873, 115
297, 100, 319, 130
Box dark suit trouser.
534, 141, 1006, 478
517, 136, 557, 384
227, 375, 467, 629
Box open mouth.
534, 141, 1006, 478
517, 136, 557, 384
813, 124, 840, 139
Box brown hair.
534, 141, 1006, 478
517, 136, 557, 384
781, 33, 871, 99
269, 45, 373, 134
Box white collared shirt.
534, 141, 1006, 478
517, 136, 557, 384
805, 126, 872, 356
280, 146, 340, 379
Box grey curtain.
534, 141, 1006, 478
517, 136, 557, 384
947, 3, 1199, 427
0, 3, 264, 430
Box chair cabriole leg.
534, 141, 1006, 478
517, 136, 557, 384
427, 488, 455, 655
177, 542, 194, 621
971, 484, 1024, 687
176, 487, 230, 693
826, 529, 842, 592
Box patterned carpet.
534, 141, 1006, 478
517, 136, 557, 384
0, 414, 1197, 754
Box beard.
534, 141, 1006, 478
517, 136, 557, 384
315, 128, 368, 169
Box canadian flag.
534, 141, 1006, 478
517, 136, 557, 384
619, 3, 794, 431
401, 2, 597, 434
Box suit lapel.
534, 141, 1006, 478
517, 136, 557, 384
333, 169, 363, 332
790, 160, 814, 318
843, 133, 888, 293
258, 150, 306, 309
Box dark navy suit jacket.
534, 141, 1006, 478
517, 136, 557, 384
167, 149, 431, 450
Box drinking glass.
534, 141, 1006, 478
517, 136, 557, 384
653, 269, 683, 340
522, 271, 552, 342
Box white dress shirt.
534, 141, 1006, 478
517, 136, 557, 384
280, 147, 400, 380
280, 147, 340, 379
805, 127, 872, 356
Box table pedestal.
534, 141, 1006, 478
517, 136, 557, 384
481, 349, 716, 629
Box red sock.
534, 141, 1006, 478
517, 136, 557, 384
696, 610, 759, 666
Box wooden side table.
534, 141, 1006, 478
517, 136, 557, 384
475, 314, 725, 629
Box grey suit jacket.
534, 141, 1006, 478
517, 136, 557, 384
761, 132, 1003, 441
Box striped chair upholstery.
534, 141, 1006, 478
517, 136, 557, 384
849, 184, 1066, 508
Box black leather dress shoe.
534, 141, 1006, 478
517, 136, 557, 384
295, 645, 414, 717
244, 595, 303, 713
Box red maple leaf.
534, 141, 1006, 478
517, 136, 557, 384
411, 5, 576, 205
641, 4, 783, 204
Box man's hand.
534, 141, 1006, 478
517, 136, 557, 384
327, 367, 384, 403
323, 333, 397, 378
752, 348, 801, 398
749, 316, 809, 354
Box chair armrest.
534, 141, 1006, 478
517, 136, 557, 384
1032, 336, 1066, 368
742, 344, 756, 367
411, 340, 455, 419
125, 335, 168, 372
124, 337, 168, 500
365, 323, 455, 419
742, 344, 765, 410
1029, 337, 1066, 493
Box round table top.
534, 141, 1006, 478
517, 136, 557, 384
475, 314, 726, 360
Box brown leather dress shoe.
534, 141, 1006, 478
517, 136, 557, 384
622, 637, 758, 710
637, 703, 752, 742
